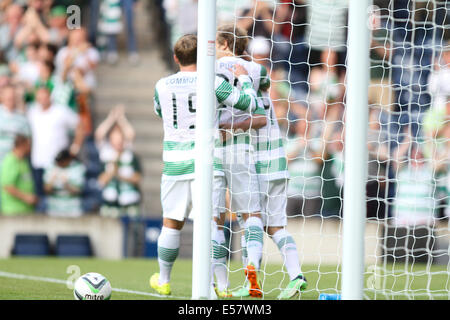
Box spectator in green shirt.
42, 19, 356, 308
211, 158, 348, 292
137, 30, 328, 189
1, 134, 36, 215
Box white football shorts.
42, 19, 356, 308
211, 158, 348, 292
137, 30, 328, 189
258, 178, 288, 227
221, 153, 261, 215
161, 176, 225, 221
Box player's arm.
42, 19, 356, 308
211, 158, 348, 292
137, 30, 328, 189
219, 105, 267, 132
220, 85, 269, 132
153, 84, 162, 118
214, 66, 258, 112
218, 92, 266, 142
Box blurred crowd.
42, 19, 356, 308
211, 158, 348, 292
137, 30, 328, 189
0, 0, 142, 218
160, 0, 450, 227
2, 0, 450, 230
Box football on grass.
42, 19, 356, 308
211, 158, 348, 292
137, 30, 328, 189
73, 273, 112, 300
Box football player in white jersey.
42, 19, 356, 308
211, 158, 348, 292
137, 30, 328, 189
212, 25, 268, 298
214, 25, 308, 300
150, 34, 259, 296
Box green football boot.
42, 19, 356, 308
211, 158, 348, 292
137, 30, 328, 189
277, 274, 308, 300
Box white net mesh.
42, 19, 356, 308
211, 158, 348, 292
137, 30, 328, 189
204, 0, 450, 300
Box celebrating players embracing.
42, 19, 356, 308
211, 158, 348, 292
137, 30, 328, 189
214, 25, 308, 300
150, 34, 259, 296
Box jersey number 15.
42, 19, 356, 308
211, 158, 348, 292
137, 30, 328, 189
172, 92, 196, 129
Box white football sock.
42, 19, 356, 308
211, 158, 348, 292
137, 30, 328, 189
272, 228, 302, 281
211, 226, 229, 292
157, 226, 181, 284
245, 216, 264, 270
241, 234, 248, 266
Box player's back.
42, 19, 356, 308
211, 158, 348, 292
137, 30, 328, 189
154, 71, 201, 180
216, 56, 263, 91
155, 71, 198, 143
216, 57, 260, 92
216, 56, 266, 125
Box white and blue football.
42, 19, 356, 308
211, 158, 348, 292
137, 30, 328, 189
73, 273, 112, 300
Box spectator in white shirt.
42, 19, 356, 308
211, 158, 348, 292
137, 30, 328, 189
27, 86, 85, 211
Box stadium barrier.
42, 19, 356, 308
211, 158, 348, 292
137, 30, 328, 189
0, 216, 123, 259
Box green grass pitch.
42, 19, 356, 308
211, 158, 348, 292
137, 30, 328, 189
0, 257, 448, 300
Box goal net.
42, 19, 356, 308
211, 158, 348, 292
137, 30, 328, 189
198, 0, 450, 300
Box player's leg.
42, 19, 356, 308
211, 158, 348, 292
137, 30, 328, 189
230, 176, 268, 299
226, 157, 264, 298
228, 158, 264, 271
212, 212, 232, 297
229, 213, 252, 298
267, 225, 307, 299
231, 175, 264, 298
240, 227, 248, 266
264, 179, 307, 299
150, 179, 191, 295
211, 176, 231, 297
154, 218, 184, 285
240, 212, 264, 267
241, 212, 264, 298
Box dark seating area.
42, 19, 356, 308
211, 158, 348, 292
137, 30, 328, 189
12, 233, 92, 257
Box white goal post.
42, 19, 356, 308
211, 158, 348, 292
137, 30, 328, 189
191, 0, 217, 300
341, 0, 371, 300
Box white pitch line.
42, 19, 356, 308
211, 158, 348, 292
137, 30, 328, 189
0, 270, 190, 300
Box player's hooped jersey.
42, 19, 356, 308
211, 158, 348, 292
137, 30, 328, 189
154, 71, 258, 180
216, 56, 288, 180
254, 91, 289, 181
216, 56, 267, 171
216, 56, 267, 137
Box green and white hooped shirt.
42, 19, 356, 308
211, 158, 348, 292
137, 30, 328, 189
216, 57, 268, 154
393, 163, 437, 226
154, 71, 258, 181
98, 0, 123, 35
253, 91, 289, 181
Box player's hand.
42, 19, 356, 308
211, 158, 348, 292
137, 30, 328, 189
219, 123, 232, 130
230, 64, 248, 78
220, 129, 232, 142
219, 123, 232, 142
